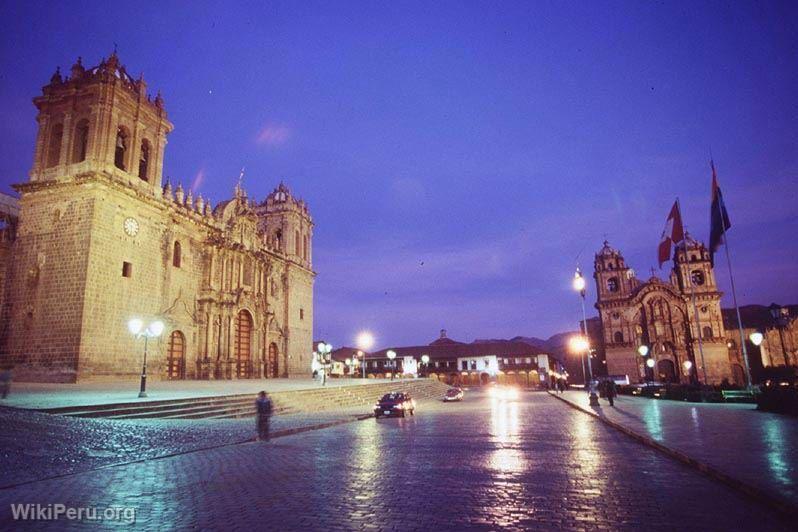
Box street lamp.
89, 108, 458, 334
569, 335, 598, 406
769, 303, 791, 366
387, 350, 397, 381
638, 345, 653, 382
573, 267, 594, 391
317, 342, 333, 385
421, 354, 430, 377
357, 350, 365, 378
749, 331, 764, 347
357, 331, 375, 379
128, 318, 165, 398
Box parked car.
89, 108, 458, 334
443, 387, 464, 402
374, 392, 416, 418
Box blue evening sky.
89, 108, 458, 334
0, 1, 795, 349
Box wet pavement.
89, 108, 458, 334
0, 391, 790, 530
553, 389, 798, 507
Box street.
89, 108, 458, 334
0, 390, 790, 531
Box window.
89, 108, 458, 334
514, 358, 522, 365
484, 359, 490, 368
702, 326, 712, 340
47, 123, 63, 167
114, 127, 128, 170
299, 308, 304, 320
122, 262, 132, 277
461, 360, 468, 370
470, 360, 477, 370
73, 119, 89, 163
274, 229, 282, 251
525, 357, 532, 364
614, 331, 624, 343
242, 259, 253, 285
691, 270, 705, 286
138, 139, 150, 181
173, 241, 181, 268
295, 230, 301, 256
607, 277, 619, 292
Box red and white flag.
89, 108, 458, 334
657, 200, 685, 267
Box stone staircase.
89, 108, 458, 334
37, 379, 451, 420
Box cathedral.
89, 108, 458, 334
593, 239, 742, 385
0, 53, 315, 382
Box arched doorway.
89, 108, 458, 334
657, 359, 677, 383
480, 372, 490, 385
166, 330, 185, 379
234, 310, 253, 378
267, 342, 279, 378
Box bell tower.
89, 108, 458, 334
593, 241, 636, 302
671, 234, 718, 295
29, 52, 173, 194
257, 183, 313, 269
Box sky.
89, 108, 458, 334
0, 1, 796, 350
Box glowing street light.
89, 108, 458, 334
420, 354, 430, 377
646, 358, 656, 368
316, 342, 333, 386
572, 267, 597, 405
128, 318, 165, 398
569, 335, 598, 406
637, 345, 649, 357
683, 360, 693, 371
387, 350, 397, 381
356, 332, 374, 379
749, 331, 764, 347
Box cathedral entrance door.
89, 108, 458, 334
166, 331, 185, 379
235, 310, 253, 378
657, 359, 677, 383
268, 342, 279, 378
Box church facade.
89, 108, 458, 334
0, 53, 315, 382
593, 239, 740, 385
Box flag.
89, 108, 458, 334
658, 200, 685, 268
709, 160, 731, 264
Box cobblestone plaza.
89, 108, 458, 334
1, 390, 794, 530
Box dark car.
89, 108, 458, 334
374, 392, 415, 418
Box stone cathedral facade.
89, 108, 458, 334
0, 53, 315, 382
593, 239, 739, 385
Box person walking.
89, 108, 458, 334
0, 365, 13, 399
605, 379, 617, 407
255, 391, 273, 441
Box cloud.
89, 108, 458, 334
190, 167, 206, 194
254, 124, 291, 147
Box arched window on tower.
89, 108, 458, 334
114, 127, 128, 170
613, 331, 624, 344
47, 123, 63, 168
275, 229, 282, 251
72, 119, 89, 163
173, 241, 182, 268
303, 234, 308, 261
607, 277, 619, 293
295, 230, 300, 256
702, 326, 712, 340
138, 139, 151, 181
691, 270, 705, 286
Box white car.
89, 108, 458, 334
443, 387, 464, 402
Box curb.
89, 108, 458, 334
547, 391, 798, 520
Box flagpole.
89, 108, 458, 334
715, 178, 753, 389
677, 198, 708, 385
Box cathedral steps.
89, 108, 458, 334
35, 379, 451, 420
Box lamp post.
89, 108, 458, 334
317, 342, 332, 385
128, 318, 165, 398
356, 332, 375, 379
573, 268, 593, 387
569, 335, 599, 406
769, 303, 791, 367
421, 354, 430, 377
387, 350, 396, 381
638, 345, 652, 382
357, 350, 365, 378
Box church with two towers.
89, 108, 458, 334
0, 53, 315, 382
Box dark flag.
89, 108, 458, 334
709, 160, 731, 264
658, 200, 685, 268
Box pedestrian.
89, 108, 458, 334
0, 364, 12, 399
558, 378, 566, 394
255, 391, 273, 441
606, 379, 617, 407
